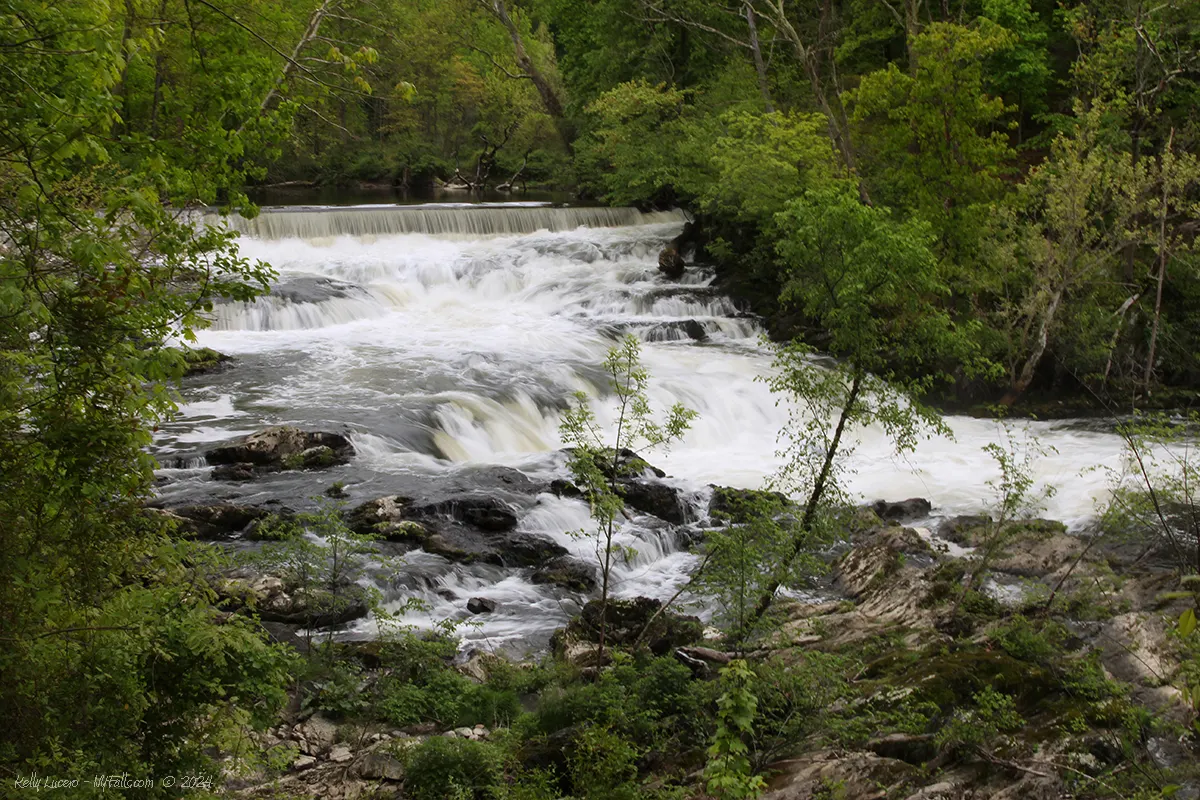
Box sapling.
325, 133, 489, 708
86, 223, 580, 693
559, 334, 696, 667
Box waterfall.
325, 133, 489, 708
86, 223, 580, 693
205, 204, 689, 240
158, 202, 1142, 653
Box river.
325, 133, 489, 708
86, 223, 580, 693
152, 202, 1131, 653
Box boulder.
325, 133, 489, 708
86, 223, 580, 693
298, 714, 339, 755
708, 485, 791, 523
488, 531, 568, 567
619, 479, 689, 524
658, 246, 686, 279
258, 583, 371, 628
169, 503, 271, 538
352, 750, 405, 781
532, 557, 597, 592
870, 498, 933, 522
467, 597, 498, 615
206, 425, 354, 473
413, 496, 519, 532
178, 346, 231, 377
564, 597, 703, 655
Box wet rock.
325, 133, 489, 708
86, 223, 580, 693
271, 275, 363, 304
870, 498, 933, 522
169, 503, 271, 538
211, 463, 260, 482
206, 425, 354, 473
549, 478, 583, 499
346, 495, 420, 538
644, 319, 707, 342
413, 496, 519, 532
564, 596, 703, 655
489, 531, 567, 567
619, 479, 689, 524
708, 485, 791, 523
467, 597, 498, 615
658, 246, 686, 279
178, 346, 231, 377
258, 582, 371, 628
532, 556, 597, 592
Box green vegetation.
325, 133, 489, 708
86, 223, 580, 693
4, 0, 1200, 796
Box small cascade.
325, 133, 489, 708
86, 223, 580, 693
157, 201, 1158, 653
207, 204, 689, 240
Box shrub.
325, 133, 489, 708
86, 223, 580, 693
403, 736, 506, 800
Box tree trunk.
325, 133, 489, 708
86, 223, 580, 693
750, 370, 863, 624
1002, 285, 1064, 406
1144, 131, 1174, 392
484, 0, 570, 140
745, 3, 774, 113
258, 0, 335, 115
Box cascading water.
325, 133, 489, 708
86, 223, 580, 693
156, 203, 1136, 653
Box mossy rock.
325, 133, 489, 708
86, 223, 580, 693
707, 485, 792, 523
178, 346, 231, 376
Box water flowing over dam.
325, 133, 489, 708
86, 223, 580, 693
156, 203, 1133, 652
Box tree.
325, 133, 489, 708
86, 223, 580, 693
850, 20, 1017, 256
0, 0, 297, 787
745, 186, 962, 623
559, 335, 695, 667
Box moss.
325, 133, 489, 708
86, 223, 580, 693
177, 346, 230, 376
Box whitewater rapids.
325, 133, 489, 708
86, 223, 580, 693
154, 202, 1130, 653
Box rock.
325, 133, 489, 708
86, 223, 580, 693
761, 750, 915, 799
292, 755, 317, 771
936, 515, 992, 544
352, 750, 405, 781
658, 246, 686, 279
866, 733, 937, 765
346, 496, 423, 539
179, 346, 231, 376
619, 479, 689, 524
564, 597, 703, 655
453, 727, 474, 738
488, 531, 568, 567
708, 485, 791, 523
549, 478, 583, 499
644, 319, 707, 342
299, 714, 339, 754
532, 557, 597, 592
327, 745, 352, 763
467, 597, 498, 615
834, 527, 934, 598
206, 425, 354, 473
870, 498, 933, 521
167, 503, 271, 539
211, 463, 259, 482
259, 583, 371, 628
412, 495, 519, 532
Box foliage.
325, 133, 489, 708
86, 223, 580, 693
1101, 412, 1200, 575
560, 334, 695, 664
403, 735, 508, 800
934, 686, 1025, 754
704, 659, 766, 800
